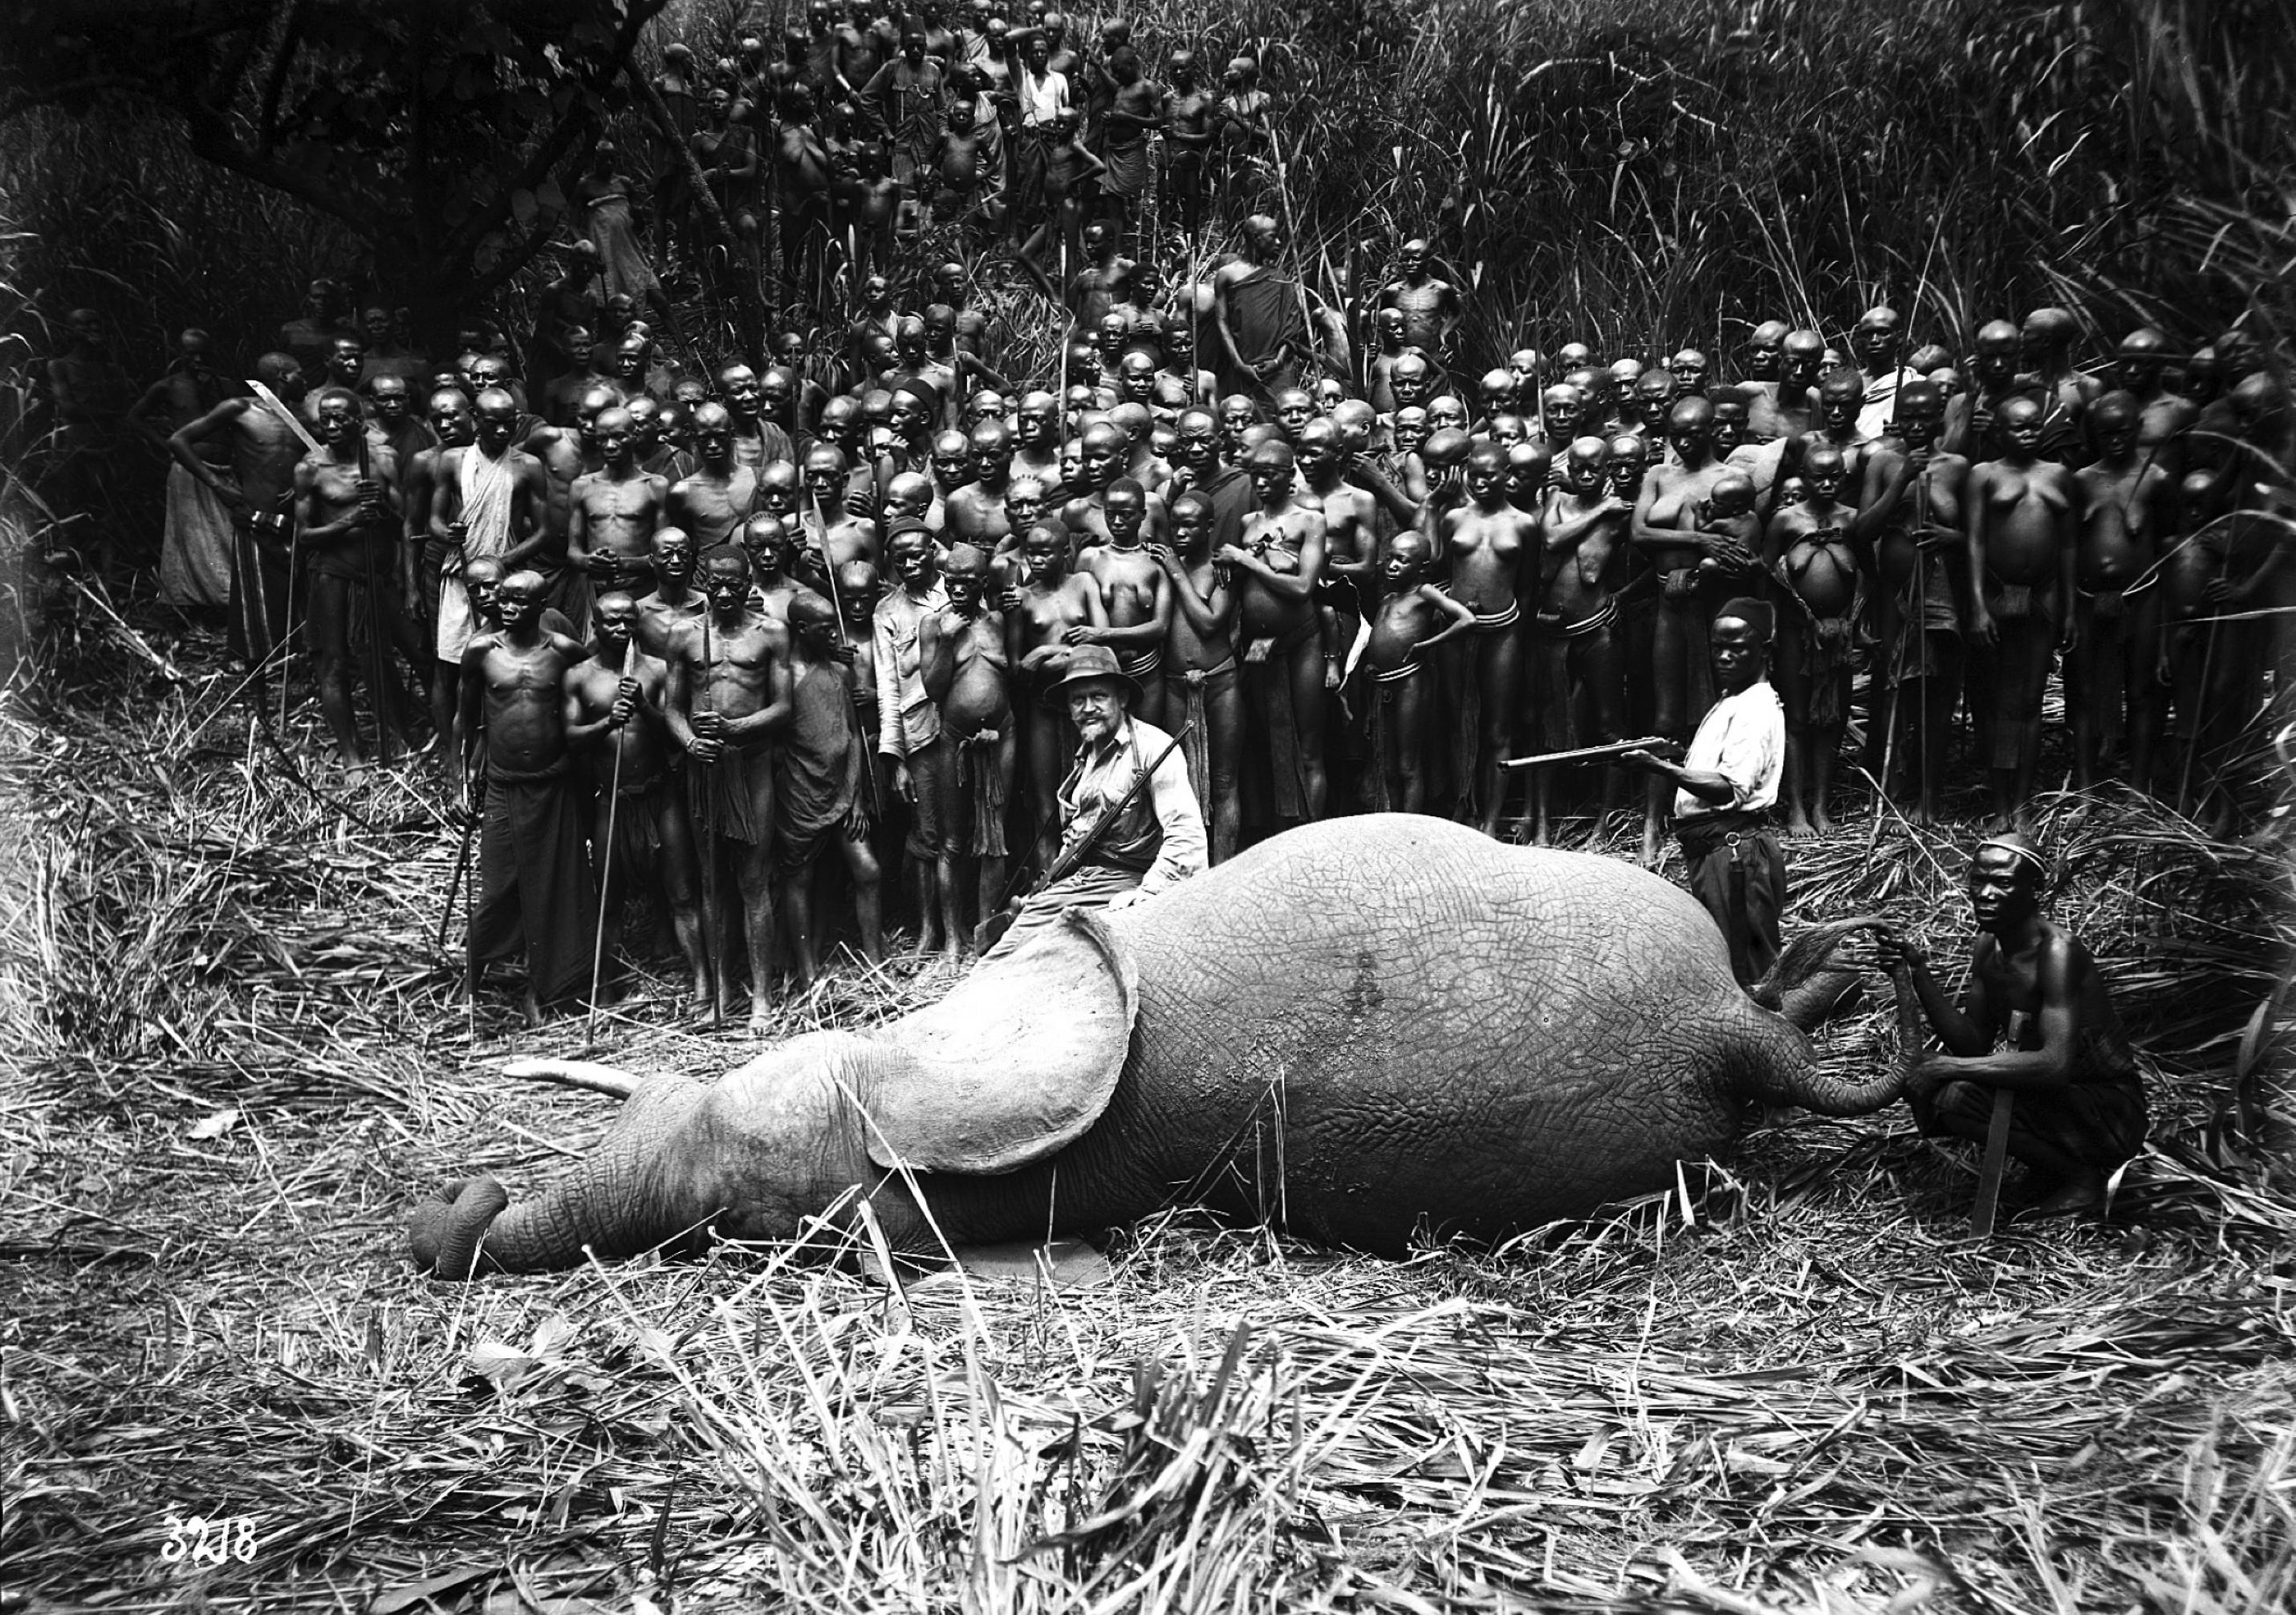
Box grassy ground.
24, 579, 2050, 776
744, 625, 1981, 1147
2, 596, 2292, 1614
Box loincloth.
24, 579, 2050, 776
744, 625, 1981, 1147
1164, 656, 1236, 807
1241, 619, 1316, 819
953, 726, 1010, 858
687, 742, 774, 845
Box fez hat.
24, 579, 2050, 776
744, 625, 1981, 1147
1715, 596, 1774, 642
1042, 643, 1140, 706
893, 376, 941, 414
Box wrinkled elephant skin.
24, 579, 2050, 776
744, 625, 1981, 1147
409, 815, 1892, 1277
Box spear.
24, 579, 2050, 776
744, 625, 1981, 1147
698, 605, 724, 1031
249, 377, 320, 729
807, 480, 880, 816
583, 633, 634, 1052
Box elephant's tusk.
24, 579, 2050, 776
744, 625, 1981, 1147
498, 1057, 644, 1098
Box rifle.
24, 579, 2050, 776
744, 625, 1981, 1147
973, 718, 1194, 954
1499, 734, 1680, 771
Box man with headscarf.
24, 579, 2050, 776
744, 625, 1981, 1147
1871, 832, 2147, 1218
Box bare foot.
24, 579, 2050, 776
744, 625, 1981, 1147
748, 1003, 774, 1033
1786, 813, 1816, 838
1810, 810, 1835, 834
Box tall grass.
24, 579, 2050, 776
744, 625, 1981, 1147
1, 0, 2286, 555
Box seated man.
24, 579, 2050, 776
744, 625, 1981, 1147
1873, 833, 2147, 1218
985, 643, 1204, 957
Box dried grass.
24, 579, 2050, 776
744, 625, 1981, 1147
2, 592, 2291, 1615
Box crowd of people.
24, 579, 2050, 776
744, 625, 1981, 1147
43, 6, 2288, 1048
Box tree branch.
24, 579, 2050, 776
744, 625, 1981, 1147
254, 0, 308, 156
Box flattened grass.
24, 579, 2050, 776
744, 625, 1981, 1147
2, 596, 2292, 1613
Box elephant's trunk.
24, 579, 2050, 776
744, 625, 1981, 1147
408, 1080, 711, 1279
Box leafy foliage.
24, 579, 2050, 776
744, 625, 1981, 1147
7, 0, 670, 337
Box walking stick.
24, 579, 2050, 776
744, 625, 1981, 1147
583, 636, 635, 1049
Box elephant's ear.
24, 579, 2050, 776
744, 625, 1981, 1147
860, 909, 1139, 1174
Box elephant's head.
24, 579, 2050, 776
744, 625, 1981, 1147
409, 913, 1141, 1278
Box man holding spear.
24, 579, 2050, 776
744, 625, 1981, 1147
564, 592, 710, 1007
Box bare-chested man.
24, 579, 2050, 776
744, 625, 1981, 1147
944, 418, 1018, 547
1632, 395, 1746, 861
1764, 442, 1863, 834
933, 544, 1016, 936
1363, 530, 1478, 815
1150, 491, 1241, 860
2070, 390, 2177, 791
2113, 327, 2200, 481
1378, 238, 1463, 362
1530, 437, 1632, 844
1069, 476, 1172, 721
429, 389, 552, 757
1440, 441, 1537, 835
1969, 395, 2079, 829
668, 402, 760, 551
1298, 416, 1379, 689
166, 352, 311, 679
563, 591, 709, 999
567, 407, 665, 600
797, 443, 881, 580
743, 513, 820, 628
1005, 519, 1107, 860
1162, 48, 1216, 232
777, 592, 884, 985
633, 525, 705, 661
1873, 832, 2146, 1218
667, 547, 792, 1025
458, 569, 596, 1022
1225, 439, 1329, 824
295, 388, 412, 769
1859, 379, 1967, 824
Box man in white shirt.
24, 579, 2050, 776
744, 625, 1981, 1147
985, 644, 1205, 957
1623, 597, 1786, 986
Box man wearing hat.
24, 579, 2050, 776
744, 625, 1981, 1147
1622, 597, 1786, 986
989, 643, 1205, 956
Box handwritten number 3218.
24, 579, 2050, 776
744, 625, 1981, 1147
160, 1513, 259, 1566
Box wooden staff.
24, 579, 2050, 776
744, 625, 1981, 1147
583, 634, 634, 1050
